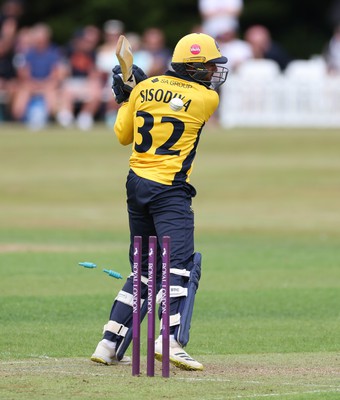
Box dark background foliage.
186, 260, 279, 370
17, 0, 339, 59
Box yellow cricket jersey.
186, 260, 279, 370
114, 71, 219, 185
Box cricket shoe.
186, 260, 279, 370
91, 339, 131, 365
154, 336, 203, 371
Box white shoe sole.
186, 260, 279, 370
155, 351, 203, 371
91, 355, 131, 365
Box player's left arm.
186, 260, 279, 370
113, 65, 147, 146
114, 101, 134, 145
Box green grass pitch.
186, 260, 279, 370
0, 123, 339, 399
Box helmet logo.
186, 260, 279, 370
190, 44, 201, 55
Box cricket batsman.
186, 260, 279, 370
91, 32, 228, 371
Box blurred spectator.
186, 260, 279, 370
14, 26, 32, 54
198, 0, 243, 39
96, 19, 123, 75
215, 19, 252, 71
0, 0, 24, 36
324, 24, 340, 74
125, 32, 153, 75
11, 23, 63, 129
141, 27, 171, 76
191, 24, 204, 34
0, 0, 24, 120
96, 19, 124, 126
56, 27, 102, 130
83, 25, 101, 50
244, 25, 292, 71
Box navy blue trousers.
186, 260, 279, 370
126, 169, 196, 276
104, 170, 196, 341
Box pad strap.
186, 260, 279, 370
115, 290, 145, 308
156, 286, 187, 303
161, 313, 180, 328
170, 268, 190, 277
115, 290, 134, 307
104, 320, 129, 337
128, 272, 149, 286
170, 286, 188, 297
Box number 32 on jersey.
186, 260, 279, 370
135, 111, 185, 156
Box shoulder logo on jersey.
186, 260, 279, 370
190, 44, 201, 55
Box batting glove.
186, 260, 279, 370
112, 64, 148, 104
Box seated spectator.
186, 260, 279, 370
244, 25, 292, 71
96, 19, 124, 126
141, 27, 172, 76
324, 24, 340, 74
82, 25, 101, 52
198, 0, 244, 40
56, 27, 102, 130
96, 19, 123, 76
215, 19, 253, 72
0, 0, 24, 120
11, 23, 63, 129
191, 24, 204, 34
125, 32, 153, 75
14, 26, 33, 54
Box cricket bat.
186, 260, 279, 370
116, 35, 133, 83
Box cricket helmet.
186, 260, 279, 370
171, 33, 229, 89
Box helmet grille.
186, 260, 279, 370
171, 62, 228, 90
